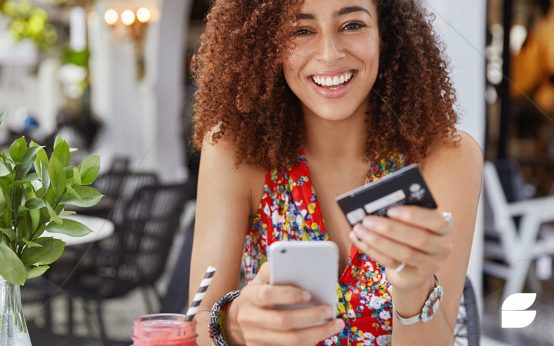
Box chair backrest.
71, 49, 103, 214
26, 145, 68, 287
109, 172, 159, 224
160, 218, 195, 313
483, 162, 519, 232
494, 159, 535, 202
93, 171, 129, 200
454, 276, 480, 346
108, 156, 131, 173
483, 161, 510, 222
483, 161, 519, 259
117, 181, 194, 285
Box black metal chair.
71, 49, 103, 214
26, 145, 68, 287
454, 276, 481, 345
23, 172, 161, 335
39, 180, 195, 343
80, 171, 158, 219
160, 219, 195, 313
69, 181, 193, 341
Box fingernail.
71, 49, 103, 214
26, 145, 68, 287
353, 227, 367, 238
302, 292, 311, 302
349, 232, 361, 243
387, 208, 402, 218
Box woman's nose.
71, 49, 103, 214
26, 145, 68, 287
315, 33, 345, 64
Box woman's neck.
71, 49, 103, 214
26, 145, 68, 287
302, 104, 369, 165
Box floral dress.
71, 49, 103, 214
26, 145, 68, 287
242, 149, 406, 346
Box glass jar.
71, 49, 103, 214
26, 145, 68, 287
132, 313, 197, 346
0, 275, 32, 346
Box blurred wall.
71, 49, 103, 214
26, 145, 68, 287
89, 0, 192, 181
0, 14, 58, 140
422, 0, 486, 312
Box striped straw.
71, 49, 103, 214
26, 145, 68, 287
185, 266, 216, 321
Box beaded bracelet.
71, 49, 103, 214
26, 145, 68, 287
209, 290, 241, 346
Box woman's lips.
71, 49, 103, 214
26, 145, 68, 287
309, 71, 356, 99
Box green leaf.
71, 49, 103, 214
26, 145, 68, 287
22, 239, 42, 248
11, 188, 23, 216
16, 145, 43, 180
0, 158, 10, 177
45, 218, 91, 237
8, 136, 27, 163
33, 146, 48, 176
72, 167, 81, 185
25, 198, 45, 210
53, 138, 70, 167
45, 202, 62, 225
53, 137, 64, 150
16, 211, 29, 240
64, 167, 74, 183
48, 156, 65, 197
44, 188, 56, 207
29, 209, 40, 234
21, 237, 65, 266
62, 185, 103, 208
26, 265, 49, 279
39, 160, 50, 191
16, 173, 40, 185
79, 155, 100, 185
0, 227, 15, 242
0, 243, 26, 285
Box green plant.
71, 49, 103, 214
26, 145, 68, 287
1, 0, 58, 49
0, 112, 102, 286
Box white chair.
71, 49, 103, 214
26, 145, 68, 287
483, 161, 554, 302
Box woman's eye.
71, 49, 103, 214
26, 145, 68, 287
342, 21, 366, 31
293, 28, 313, 36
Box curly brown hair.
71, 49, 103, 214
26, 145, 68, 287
192, 0, 460, 168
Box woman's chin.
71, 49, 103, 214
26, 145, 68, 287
305, 104, 365, 123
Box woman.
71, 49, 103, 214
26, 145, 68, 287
189, 0, 483, 345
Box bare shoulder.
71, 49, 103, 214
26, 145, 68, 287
422, 131, 484, 186
199, 137, 264, 201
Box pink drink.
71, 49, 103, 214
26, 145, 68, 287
132, 314, 198, 346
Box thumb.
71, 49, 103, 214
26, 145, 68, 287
252, 261, 271, 284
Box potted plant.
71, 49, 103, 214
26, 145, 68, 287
0, 112, 102, 345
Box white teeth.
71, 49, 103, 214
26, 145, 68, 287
312, 72, 353, 87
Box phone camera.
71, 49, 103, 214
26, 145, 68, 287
280, 249, 287, 254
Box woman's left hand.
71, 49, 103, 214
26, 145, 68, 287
349, 205, 453, 292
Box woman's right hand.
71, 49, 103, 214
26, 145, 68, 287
225, 263, 345, 346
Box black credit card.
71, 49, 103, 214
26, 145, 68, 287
336, 164, 437, 226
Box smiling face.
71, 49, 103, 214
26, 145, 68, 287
282, 0, 380, 123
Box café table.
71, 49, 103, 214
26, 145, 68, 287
36, 214, 115, 332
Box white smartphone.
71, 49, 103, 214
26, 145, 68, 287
268, 241, 338, 312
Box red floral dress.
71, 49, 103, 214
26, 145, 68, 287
242, 149, 406, 346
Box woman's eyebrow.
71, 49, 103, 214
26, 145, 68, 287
296, 6, 371, 20
336, 6, 371, 17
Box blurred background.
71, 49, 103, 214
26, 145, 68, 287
0, 0, 552, 345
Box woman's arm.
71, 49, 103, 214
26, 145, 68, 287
188, 138, 253, 345
189, 138, 344, 346
350, 131, 483, 345
391, 131, 483, 345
